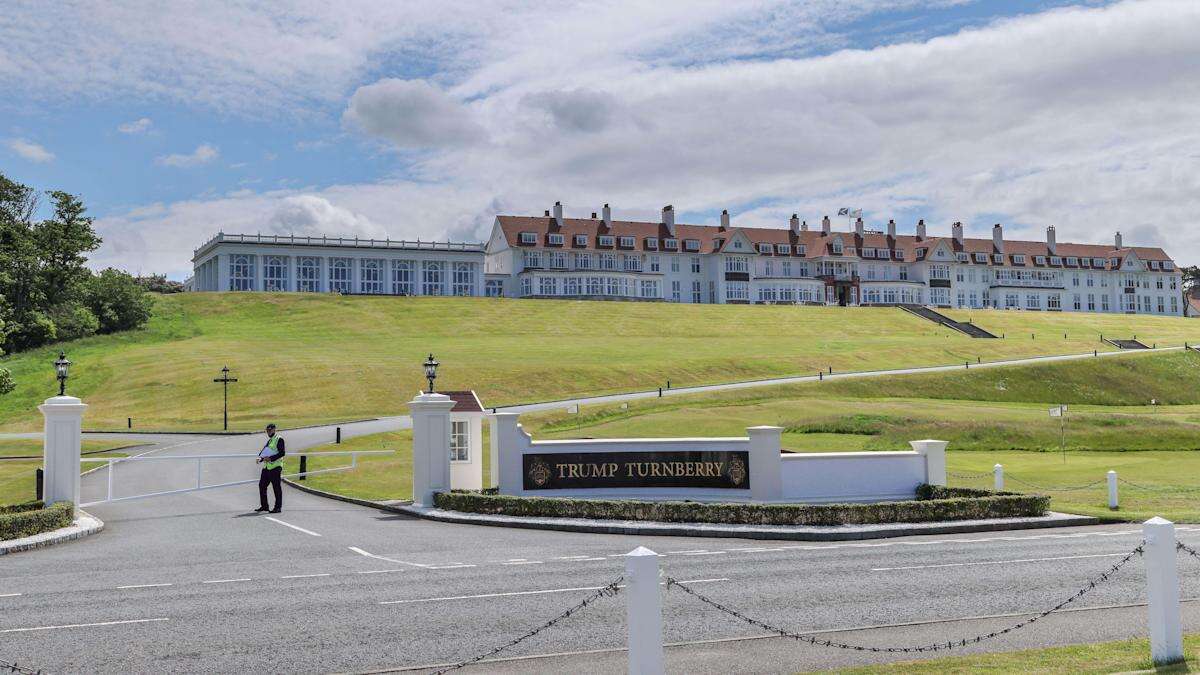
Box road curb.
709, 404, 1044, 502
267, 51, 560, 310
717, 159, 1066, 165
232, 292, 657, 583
282, 477, 413, 511
389, 505, 1100, 541
0, 509, 104, 555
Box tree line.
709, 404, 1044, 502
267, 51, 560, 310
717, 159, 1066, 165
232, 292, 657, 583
0, 173, 154, 394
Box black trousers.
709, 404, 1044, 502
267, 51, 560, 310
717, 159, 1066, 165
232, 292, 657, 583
259, 466, 282, 510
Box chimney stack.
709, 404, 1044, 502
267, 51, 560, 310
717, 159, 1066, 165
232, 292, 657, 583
789, 213, 801, 236
855, 217, 864, 238
719, 209, 730, 231
602, 203, 612, 230
952, 221, 964, 245
552, 201, 564, 229
992, 223, 1004, 254
887, 219, 896, 238
916, 219, 926, 239
1115, 231, 1123, 249
1046, 226, 1056, 255
801, 220, 809, 232
821, 215, 831, 235
662, 204, 676, 236
591, 212, 597, 219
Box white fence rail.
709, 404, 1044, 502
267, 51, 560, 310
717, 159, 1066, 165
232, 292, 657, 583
79, 450, 391, 507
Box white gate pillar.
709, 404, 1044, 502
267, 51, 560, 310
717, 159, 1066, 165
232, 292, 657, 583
1143, 516, 1184, 665
625, 546, 665, 675
39, 395, 88, 513
910, 439, 948, 486
746, 426, 783, 502
409, 392, 455, 507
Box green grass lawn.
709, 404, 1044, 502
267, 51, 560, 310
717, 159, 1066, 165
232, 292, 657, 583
0, 439, 134, 506
821, 634, 1199, 674
2, 293, 1199, 432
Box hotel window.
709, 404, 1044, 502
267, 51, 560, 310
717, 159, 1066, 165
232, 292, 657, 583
574, 234, 587, 247
229, 254, 255, 291
549, 251, 567, 269
391, 260, 415, 294
670, 257, 680, 272
600, 253, 616, 270
422, 260, 445, 295
758, 243, 772, 254
539, 276, 557, 295
671, 280, 681, 301
1073, 294, 1081, 310
328, 258, 352, 293
893, 249, 904, 260
778, 244, 791, 254
1005, 293, 1019, 308
692, 281, 702, 303
993, 253, 1003, 264
264, 255, 288, 291
519, 232, 536, 245
547, 233, 564, 246
576, 253, 593, 270
1158, 297, 1165, 313
1149, 260, 1160, 270
1171, 296, 1178, 313
1156, 276, 1164, 290
1164, 261, 1175, 271
639, 280, 659, 298
360, 259, 385, 294
587, 276, 603, 295
1034, 256, 1046, 265
1087, 294, 1095, 310
725, 256, 749, 273
1013, 255, 1026, 265
763, 260, 773, 277
623, 255, 642, 272
1066, 257, 1078, 266
956, 268, 964, 282
782, 260, 792, 277
452, 262, 476, 296
846, 247, 856, 257
929, 264, 950, 280
450, 421, 469, 462
485, 279, 504, 297
796, 244, 806, 255
1110, 257, 1120, 268
916, 248, 927, 260
524, 250, 542, 268
862, 248, 875, 258
520, 276, 532, 296
618, 236, 635, 248
565, 277, 580, 295
298, 257, 321, 292
1081, 258, 1091, 268
831, 241, 843, 255
1026, 294, 1040, 309
725, 282, 750, 301
956, 252, 968, 263
664, 238, 679, 251
606, 277, 621, 296
649, 255, 660, 273
974, 253, 987, 263
691, 257, 701, 274
956, 292, 965, 308
598, 235, 614, 247
645, 238, 658, 250
1093, 257, 1105, 267
1047, 294, 1061, 310
1050, 256, 1061, 266
1072, 274, 1080, 287
899, 265, 908, 281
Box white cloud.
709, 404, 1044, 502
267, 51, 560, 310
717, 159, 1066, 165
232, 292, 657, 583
156, 143, 219, 168
342, 79, 485, 149
117, 117, 153, 134
67, 0, 1200, 277
6, 138, 54, 163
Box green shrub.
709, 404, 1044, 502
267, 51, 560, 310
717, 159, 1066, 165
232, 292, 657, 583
0, 500, 45, 515
0, 501, 73, 540
433, 486, 1048, 527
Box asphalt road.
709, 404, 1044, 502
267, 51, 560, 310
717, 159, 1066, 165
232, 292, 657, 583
2, 422, 1199, 673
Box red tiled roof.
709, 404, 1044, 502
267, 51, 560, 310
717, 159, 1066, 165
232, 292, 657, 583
440, 390, 483, 413
495, 216, 1175, 267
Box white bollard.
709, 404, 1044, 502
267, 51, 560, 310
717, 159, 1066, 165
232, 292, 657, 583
993, 463, 1004, 491
1143, 517, 1184, 665
625, 546, 665, 675
39, 395, 88, 513
1107, 471, 1118, 510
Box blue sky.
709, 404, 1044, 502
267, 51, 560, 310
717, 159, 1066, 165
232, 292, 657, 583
3, 0, 1196, 278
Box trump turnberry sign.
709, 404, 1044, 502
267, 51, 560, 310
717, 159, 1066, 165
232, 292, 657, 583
522, 451, 750, 490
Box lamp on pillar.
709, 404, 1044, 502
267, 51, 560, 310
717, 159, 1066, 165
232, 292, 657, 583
423, 353, 439, 393
54, 351, 71, 396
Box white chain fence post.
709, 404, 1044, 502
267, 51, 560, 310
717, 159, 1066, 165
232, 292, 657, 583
625, 546, 665, 675
1107, 470, 1118, 510
1143, 516, 1184, 666
993, 463, 1004, 491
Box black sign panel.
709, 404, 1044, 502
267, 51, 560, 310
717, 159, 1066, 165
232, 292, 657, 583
523, 451, 750, 491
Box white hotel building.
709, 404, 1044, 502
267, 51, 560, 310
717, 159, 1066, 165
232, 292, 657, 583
189, 203, 1182, 316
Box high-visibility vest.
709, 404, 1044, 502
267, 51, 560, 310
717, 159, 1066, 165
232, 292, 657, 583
263, 435, 284, 470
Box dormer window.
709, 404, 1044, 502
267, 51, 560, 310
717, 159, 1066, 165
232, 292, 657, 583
1066, 257, 1078, 266
757, 243, 772, 254
1013, 254, 1026, 265
974, 252, 987, 263
916, 248, 927, 260
1034, 256, 1046, 266
1093, 257, 1105, 267
1049, 256, 1061, 266
1149, 260, 1160, 270
598, 235, 614, 247
618, 236, 635, 248
663, 238, 678, 250
645, 237, 658, 250
777, 244, 791, 254
846, 247, 856, 257
684, 239, 700, 251
893, 249, 904, 260
831, 240, 843, 255
796, 244, 806, 255
573, 234, 588, 247
1081, 258, 1090, 268
862, 248, 875, 258
547, 233, 564, 246
519, 232, 537, 245
1164, 261, 1175, 271
993, 254, 1003, 264
1110, 257, 1120, 268
956, 252, 968, 263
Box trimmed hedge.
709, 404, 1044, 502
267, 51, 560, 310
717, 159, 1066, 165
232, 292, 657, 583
0, 501, 74, 541
433, 486, 1048, 527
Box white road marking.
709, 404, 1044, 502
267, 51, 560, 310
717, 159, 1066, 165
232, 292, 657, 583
0, 593, 21, 598
426, 564, 477, 570
0, 618, 170, 634
573, 557, 608, 562
674, 551, 726, 556
871, 552, 1130, 572
348, 546, 428, 569
280, 573, 331, 579
555, 555, 593, 560
201, 578, 251, 584
116, 583, 172, 589
265, 516, 321, 537
356, 569, 406, 575
381, 578, 728, 605
502, 560, 543, 565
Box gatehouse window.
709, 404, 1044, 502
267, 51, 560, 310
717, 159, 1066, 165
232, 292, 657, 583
229, 254, 255, 291
391, 260, 415, 295
328, 258, 352, 293
450, 421, 469, 462
264, 255, 288, 291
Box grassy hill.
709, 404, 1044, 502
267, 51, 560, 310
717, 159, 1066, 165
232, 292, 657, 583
1, 293, 1198, 431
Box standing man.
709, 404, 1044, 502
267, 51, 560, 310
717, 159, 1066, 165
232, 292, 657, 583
255, 423, 285, 513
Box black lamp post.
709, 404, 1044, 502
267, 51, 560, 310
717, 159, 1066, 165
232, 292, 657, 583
212, 365, 239, 431
54, 351, 71, 396
423, 354, 439, 393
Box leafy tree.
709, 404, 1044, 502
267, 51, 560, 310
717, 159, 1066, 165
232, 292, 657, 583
85, 269, 153, 334
1180, 265, 1200, 294
0, 368, 12, 396
36, 190, 101, 307
135, 274, 185, 294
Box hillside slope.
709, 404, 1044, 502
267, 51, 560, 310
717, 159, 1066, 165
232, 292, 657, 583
1, 293, 1198, 431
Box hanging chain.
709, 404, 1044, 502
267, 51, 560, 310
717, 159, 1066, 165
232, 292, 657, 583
1003, 474, 1107, 492
665, 543, 1143, 654
1119, 478, 1200, 493
431, 576, 623, 674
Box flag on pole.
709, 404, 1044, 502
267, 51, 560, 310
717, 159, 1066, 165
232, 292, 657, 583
850, 208, 863, 218
837, 207, 849, 216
